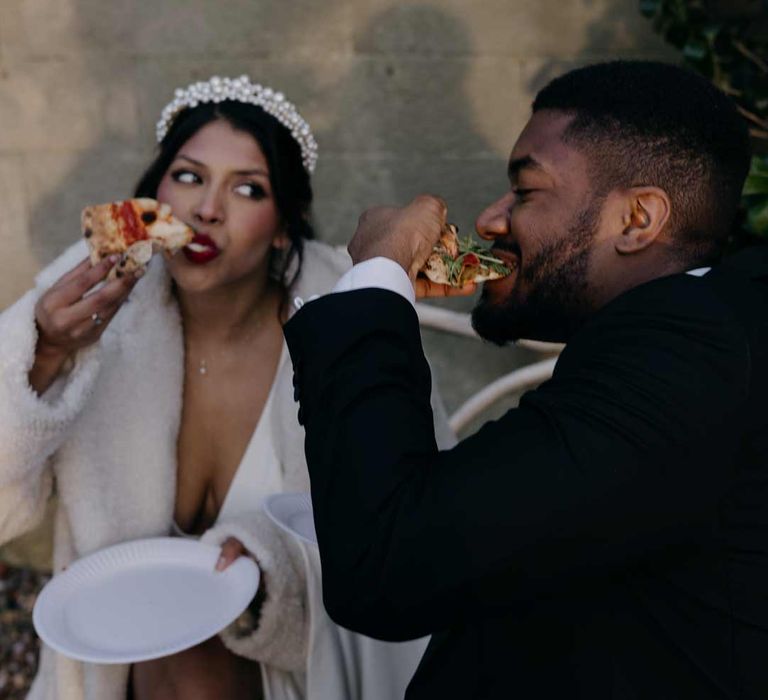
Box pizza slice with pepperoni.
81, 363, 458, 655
82, 198, 193, 279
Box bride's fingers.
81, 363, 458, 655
47, 285, 128, 345
52, 256, 118, 307
53, 258, 93, 289
61, 272, 137, 328
216, 537, 247, 572
82, 275, 137, 312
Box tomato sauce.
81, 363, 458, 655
113, 201, 148, 246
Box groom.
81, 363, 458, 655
284, 61, 768, 698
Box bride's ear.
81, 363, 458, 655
272, 231, 290, 250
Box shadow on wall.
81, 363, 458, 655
26, 2, 150, 267
311, 5, 550, 422
525, 0, 676, 96
25, 1, 678, 272
25, 0, 335, 267
311, 3, 497, 248
26, 2, 496, 283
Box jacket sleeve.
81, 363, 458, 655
0, 244, 104, 545
201, 509, 307, 672
283, 283, 749, 642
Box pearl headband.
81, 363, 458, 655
155, 75, 318, 174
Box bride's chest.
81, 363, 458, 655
174, 356, 279, 532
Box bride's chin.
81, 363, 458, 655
168, 264, 214, 292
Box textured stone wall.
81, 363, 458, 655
0, 0, 671, 420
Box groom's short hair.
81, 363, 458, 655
533, 61, 751, 264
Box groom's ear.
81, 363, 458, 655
615, 187, 671, 255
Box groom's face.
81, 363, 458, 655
472, 110, 607, 345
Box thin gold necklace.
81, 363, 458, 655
191, 311, 271, 377
184, 286, 281, 377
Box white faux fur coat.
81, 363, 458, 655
0, 239, 448, 700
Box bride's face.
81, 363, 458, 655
157, 119, 287, 293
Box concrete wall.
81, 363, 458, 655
0, 0, 672, 426
0, 0, 673, 426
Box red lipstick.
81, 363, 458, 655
183, 233, 221, 264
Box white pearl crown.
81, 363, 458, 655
155, 75, 318, 173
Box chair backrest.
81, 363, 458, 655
415, 302, 562, 434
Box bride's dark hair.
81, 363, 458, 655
135, 100, 315, 295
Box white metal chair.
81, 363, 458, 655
415, 303, 562, 434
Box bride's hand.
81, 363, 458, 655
215, 537, 256, 572
29, 256, 142, 394
216, 537, 266, 618
34, 256, 140, 356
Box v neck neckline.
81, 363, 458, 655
172, 341, 288, 537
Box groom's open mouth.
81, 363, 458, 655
485, 247, 521, 291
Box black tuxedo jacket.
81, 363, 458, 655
284, 248, 768, 699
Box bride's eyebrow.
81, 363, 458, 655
174, 154, 268, 178
174, 154, 205, 167
233, 167, 269, 177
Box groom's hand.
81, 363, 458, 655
348, 195, 448, 283
348, 194, 476, 299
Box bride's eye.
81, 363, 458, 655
171, 169, 201, 185
235, 182, 267, 200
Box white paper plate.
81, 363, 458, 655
33, 537, 259, 664
264, 492, 317, 546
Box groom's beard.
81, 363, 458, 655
471, 202, 600, 345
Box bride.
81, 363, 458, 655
0, 75, 453, 700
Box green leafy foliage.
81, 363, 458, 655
640, 0, 768, 240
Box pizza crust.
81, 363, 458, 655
107, 240, 153, 281
82, 205, 123, 265
421, 253, 452, 285
82, 198, 192, 276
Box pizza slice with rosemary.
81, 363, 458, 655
420, 224, 512, 287
81, 198, 193, 279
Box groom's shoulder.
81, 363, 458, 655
593, 271, 731, 330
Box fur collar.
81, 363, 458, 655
43, 240, 350, 557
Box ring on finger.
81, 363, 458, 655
91, 312, 103, 326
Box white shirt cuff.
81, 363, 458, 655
331, 257, 415, 307
686, 267, 711, 277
